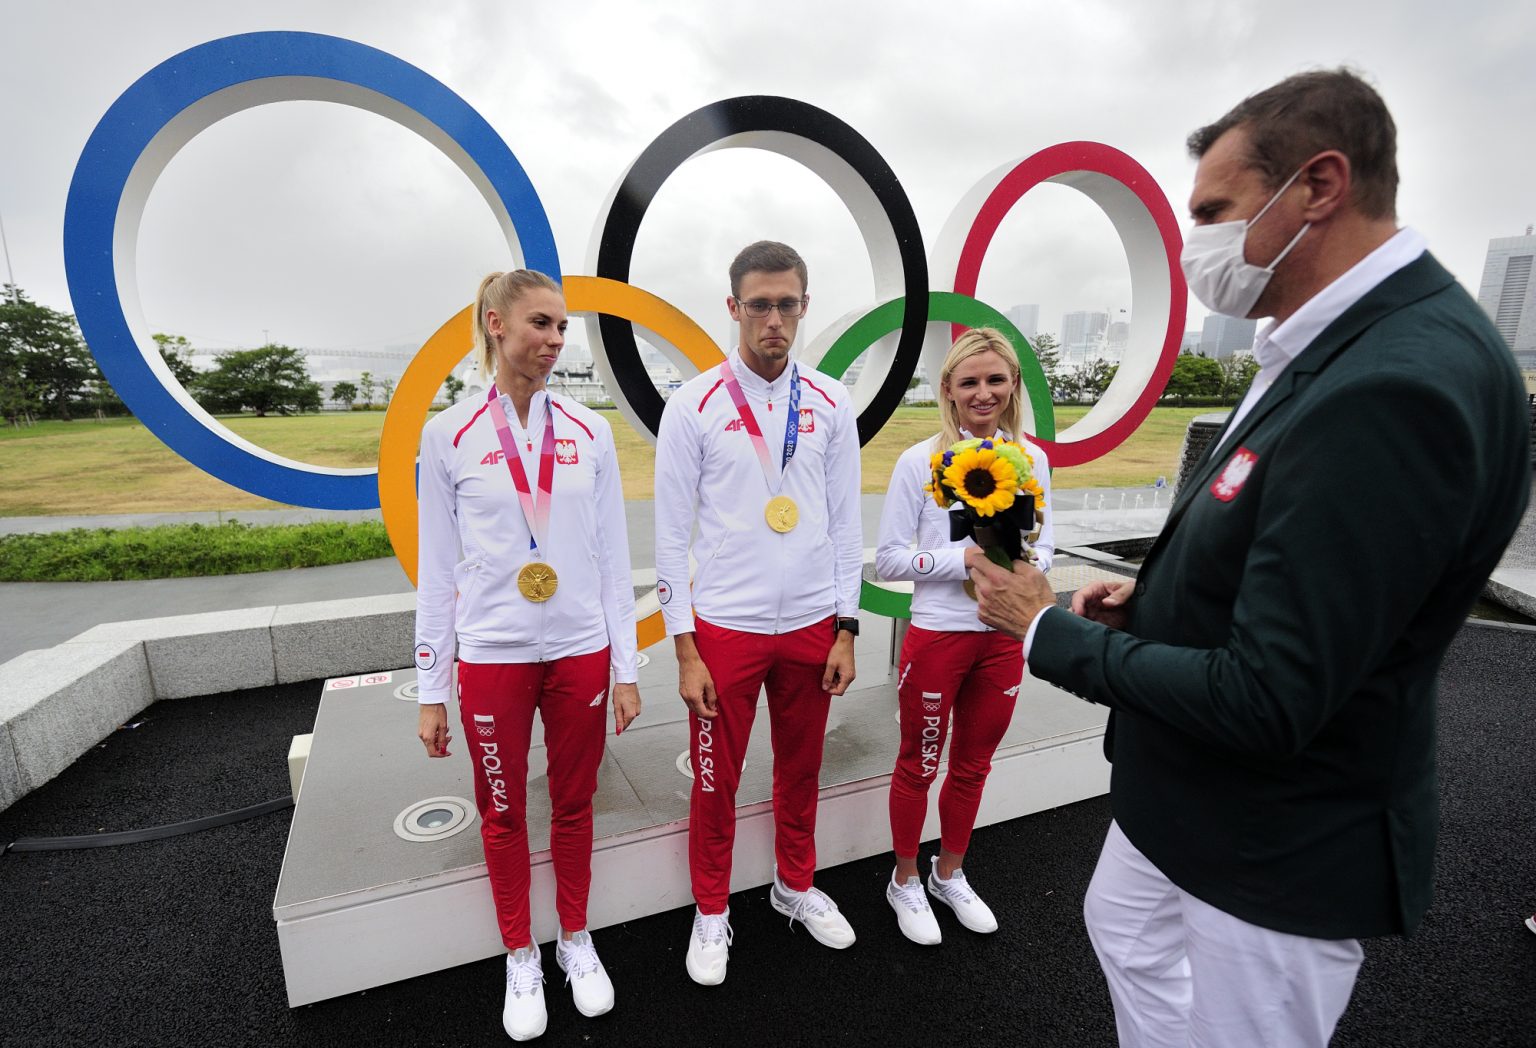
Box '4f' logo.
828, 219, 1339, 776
480, 450, 506, 466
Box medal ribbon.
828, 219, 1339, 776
718, 357, 801, 494
484, 387, 556, 557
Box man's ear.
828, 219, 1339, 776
1299, 150, 1351, 222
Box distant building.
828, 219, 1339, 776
1061, 310, 1109, 365
1181, 329, 1203, 353
1476, 227, 1536, 368
1006, 304, 1039, 340
1106, 321, 1130, 354
1198, 314, 1258, 358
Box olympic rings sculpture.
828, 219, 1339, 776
64, 31, 1186, 639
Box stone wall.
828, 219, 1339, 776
1528, 394, 1535, 467
1172, 411, 1231, 500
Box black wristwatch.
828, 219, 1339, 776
835, 616, 860, 637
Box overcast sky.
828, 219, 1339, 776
2, 0, 1532, 374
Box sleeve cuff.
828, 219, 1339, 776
1022, 604, 1054, 660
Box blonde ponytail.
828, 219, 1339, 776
472, 269, 563, 379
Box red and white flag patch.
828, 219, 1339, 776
555, 438, 578, 465
1210, 447, 1258, 503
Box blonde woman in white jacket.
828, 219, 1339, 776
414, 270, 640, 1041
875, 327, 1054, 946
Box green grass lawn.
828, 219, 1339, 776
0, 405, 1221, 516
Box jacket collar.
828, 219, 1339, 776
1163, 250, 1457, 528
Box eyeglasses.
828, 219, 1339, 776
735, 297, 807, 318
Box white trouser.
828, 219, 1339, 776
1084, 820, 1364, 1048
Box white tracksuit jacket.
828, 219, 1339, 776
653, 350, 862, 636
413, 389, 638, 704
875, 432, 1055, 633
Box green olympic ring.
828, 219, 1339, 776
816, 291, 1058, 619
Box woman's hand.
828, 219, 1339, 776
612, 683, 642, 736
417, 703, 453, 758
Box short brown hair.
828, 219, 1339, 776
1187, 68, 1398, 220
728, 241, 808, 297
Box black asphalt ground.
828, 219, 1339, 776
2, 622, 1533, 1048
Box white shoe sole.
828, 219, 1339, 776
685, 952, 727, 986
887, 892, 942, 946
571, 995, 613, 1018
770, 893, 856, 949
928, 886, 998, 934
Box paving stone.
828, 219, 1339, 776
271, 593, 417, 684
74, 608, 278, 699
0, 640, 154, 797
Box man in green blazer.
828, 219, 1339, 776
971, 70, 1529, 1046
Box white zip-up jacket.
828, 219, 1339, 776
413, 389, 638, 704
875, 432, 1055, 632
654, 350, 862, 636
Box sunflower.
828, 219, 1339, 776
926, 452, 952, 508
942, 447, 1018, 517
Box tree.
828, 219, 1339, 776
358, 370, 376, 409
0, 285, 96, 421
1072, 359, 1119, 401
331, 380, 358, 410
193, 344, 322, 416
1218, 353, 1261, 400
379, 375, 396, 406
1027, 332, 1061, 396
1163, 353, 1224, 400
442, 374, 466, 405
151, 333, 198, 387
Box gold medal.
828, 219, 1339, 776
765, 495, 799, 533
517, 562, 559, 602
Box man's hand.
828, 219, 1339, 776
822, 631, 857, 695
612, 682, 642, 735
675, 634, 719, 719
969, 557, 1057, 640
417, 702, 452, 758
1071, 578, 1137, 630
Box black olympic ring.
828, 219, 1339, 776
591, 95, 929, 444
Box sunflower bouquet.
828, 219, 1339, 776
927, 437, 1046, 573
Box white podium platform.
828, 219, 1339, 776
273, 588, 1115, 1007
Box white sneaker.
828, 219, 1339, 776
556, 930, 614, 1018
503, 944, 547, 1041
686, 907, 733, 986
887, 871, 942, 945
927, 857, 998, 933
770, 869, 856, 949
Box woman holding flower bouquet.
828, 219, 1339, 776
874, 326, 1054, 945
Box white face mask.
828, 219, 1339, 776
1180, 165, 1311, 318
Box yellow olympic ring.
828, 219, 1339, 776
379, 274, 724, 653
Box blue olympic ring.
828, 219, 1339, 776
62, 31, 559, 509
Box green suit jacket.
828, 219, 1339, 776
1031, 251, 1529, 939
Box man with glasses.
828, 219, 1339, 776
654, 240, 864, 985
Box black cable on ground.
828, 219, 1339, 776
3, 796, 293, 854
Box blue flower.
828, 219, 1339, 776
980, 439, 994, 450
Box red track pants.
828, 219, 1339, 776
888, 625, 1021, 858
689, 616, 835, 914
458, 650, 609, 951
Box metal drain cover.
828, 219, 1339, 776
393, 795, 476, 843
